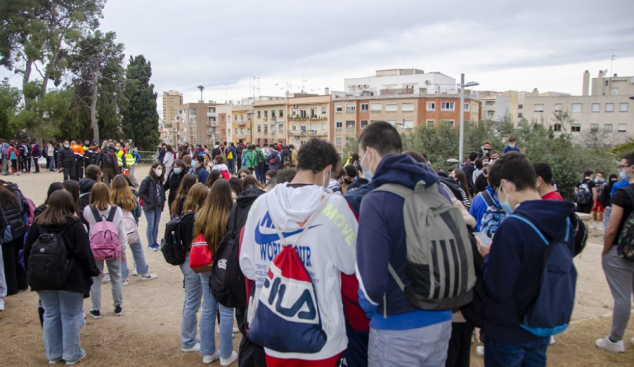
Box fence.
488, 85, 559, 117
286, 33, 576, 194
137, 151, 158, 165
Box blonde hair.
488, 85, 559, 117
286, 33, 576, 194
89, 182, 111, 211
110, 175, 137, 212
193, 180, 233, 253
182, 183, 209, 213
182, 154, 192, 167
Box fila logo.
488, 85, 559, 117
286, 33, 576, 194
263, 277, 317, 321
218, 259, 227, 270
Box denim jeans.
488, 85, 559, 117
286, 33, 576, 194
255, 165, 264, 183
604, 206, 612, 232
0, 246, 6, 298
38, 290, 85, 363
180, 253, 202, 349
121, 241, 149, 278
227, 159, 234, 174
368, 321, 451, 367
90, 258, 123, 311
47, 157, 54, 171
199, 271, 234, 358
144, 208, 162, 245
484, 337, 549, 367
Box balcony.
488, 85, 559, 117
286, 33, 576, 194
289, 115, 308, 120
207, 127, 216, 133
307, 130, 328, 136
236, 119, 247, 126
346, 125, 356, 130
207, 112, 217, 118
208, 121, 218, 127
379, 87, 414, 96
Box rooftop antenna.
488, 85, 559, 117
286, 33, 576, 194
609, 55, 616, 94
301, 77, 307, 93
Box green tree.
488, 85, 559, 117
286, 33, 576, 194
0, 78, 21, 139
121, 55, 159, 150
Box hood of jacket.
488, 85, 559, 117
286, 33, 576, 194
78, 178, 97, 194
266, 182, 328, 230
236, 187, 265, 210
372, 154, 439, 190
513, 199, 575, 240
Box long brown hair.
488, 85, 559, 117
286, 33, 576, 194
110, 175, 137, 212
149, 162, 165, 183
453, 169, 471, 202
182, 183, 208, 213
35, 191, 77, 226
62, 180, 81, 215
193, 180, 233, 253
89, 183, 112, 211
0, 185, 19, 210
171, 174, 198, 217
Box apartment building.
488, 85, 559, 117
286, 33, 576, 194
345, 69, 457, 96
286, 95, 331, 148
216, 105, 232, 144
231, 105, 254, 144
175, 102, 222, 146
253, 100, 288, 146
162, 90, 183, 128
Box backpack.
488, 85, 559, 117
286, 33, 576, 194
283, 155, 291, 168
247, 195, 331, 354
480, 190, 506, 238
25, 197, 36, 226
27, 224, 73, 290
190, 233, 213, 273
576, 181, 592, 205
221, 169, 230, 180
122, 210, 139, 244
227, 150, 234, 160
269, 154, 277, 165
570, 212, 588, 257
102, 151, 115, 167
160, 213, 192, 266
372, 183, 476, 310
509, 215, 577, 337
256, 151, 264, 166
616, 187, 634, 261
89, 206, 122, 261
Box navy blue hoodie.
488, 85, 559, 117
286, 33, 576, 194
356, 154, 452, 330
483, 199, 575, 343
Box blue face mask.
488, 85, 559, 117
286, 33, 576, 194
360, 151, 374, 182
173, 168, 182, 175
619, 170, 630, 181
499, 186, 514, 214
192, 161, 198, 169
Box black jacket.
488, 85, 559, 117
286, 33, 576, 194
24, 217, 100, 297
139, 175, 166, 212
180, 212, 196, 251
57, 147, 75, 169
164, 169, 186, 209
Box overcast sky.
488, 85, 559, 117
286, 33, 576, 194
5, 0, 634, 110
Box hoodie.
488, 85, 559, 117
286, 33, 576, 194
240, 183, 357, 360
267, 149, 281, 171
483, 199, 575, 343
356, 154, 452, 330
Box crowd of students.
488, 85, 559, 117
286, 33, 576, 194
2, 127, 634, 367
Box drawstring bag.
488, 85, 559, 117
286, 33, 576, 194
190, 233, 213, 273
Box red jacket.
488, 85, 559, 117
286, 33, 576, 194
6, 146, 19, 160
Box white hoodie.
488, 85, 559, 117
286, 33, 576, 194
240, 183, 357, 360
211, 163, 229, 172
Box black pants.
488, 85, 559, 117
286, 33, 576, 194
2, 238, 28, 296
237, 156, 242, 170
62, 165, 74, 181
75, 160, 83, 180
26, 156, 31, 171
32, 157, 40, 172
577, 202, 592, 214
235, 306, 267, 367
18, 157, 24, 172
446, 322, 475, 367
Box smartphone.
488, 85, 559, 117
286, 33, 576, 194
474, 231, 492, 247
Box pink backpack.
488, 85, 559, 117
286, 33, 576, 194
122, 210, 139, 244
89, 206, 122, 261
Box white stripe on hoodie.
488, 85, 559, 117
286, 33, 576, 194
239, 183, 357, 360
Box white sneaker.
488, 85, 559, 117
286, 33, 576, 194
132, 269, 138, 276
102, 273, 111, 283
203, 351, 220, 364
0, 298, 5, 311
220, 351, 238, 366
122, 278, 129, 286
595, 336, 625, 353
549, 336, 556, 345
196, 334, 201, 343
475, 345, 485, 357
141, 273, 158, 281
233, 327, 239, 334
182, 342, 200, 353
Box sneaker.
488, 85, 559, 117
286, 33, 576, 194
102, 273, 111, 283
549, 336, 556, 345
203, 351, 220, 364
65, 350, 86, 365
132, 269, 138, 276
141, 273, 158, 281
0, 298, 4, 311
88, 310, 101, 319
595, 336, 625, 353
220, 351, 238, 366
182, 279, 186, 291
232, 327, 239, 334
475, 345, 485, 357
48, 357, 63, 364
114, 305, 123, 316
122, 279, 129, 286
196, 334, 201, 343
182, 342, 201, 353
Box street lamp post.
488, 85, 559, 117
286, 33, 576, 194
458, 74, 479, 165
197, 85, 206, 147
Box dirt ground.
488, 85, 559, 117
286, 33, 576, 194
1, 168, 633, 366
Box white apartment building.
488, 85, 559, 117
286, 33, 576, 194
344, 69, 457, 96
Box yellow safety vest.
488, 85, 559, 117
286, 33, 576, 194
125, 152, 135, 166
115, 150, 124, 167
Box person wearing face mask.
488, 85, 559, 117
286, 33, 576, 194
192, 154, 209, 184
164, 160, 188, 210
597, 152, 634, 353
339, 165, 357, 194
503, 136, 520, 155
239, 138, 357, 366
57, 140, 76, 181
591, 172, 608, 230
138, 163, 166, 251
477, 152, 575, 366
478, 141, 492, 160
599, 174, 619, 230
575, 170, 597, 214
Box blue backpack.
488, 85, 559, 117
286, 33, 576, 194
480, 190, 506, 238
509, 215, 577, 337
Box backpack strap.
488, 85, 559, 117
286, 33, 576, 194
91, 206, 102, 223
482, 190, 495, 207
267, 194, 332, 247
507, 214, 570, 245
106, 205, 118, 223
372, 183, 415, 198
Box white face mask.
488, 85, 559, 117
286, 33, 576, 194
322, 168, 332, 189
155, 169, 163, 177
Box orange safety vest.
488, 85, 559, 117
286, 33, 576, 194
70, 144, 84, 157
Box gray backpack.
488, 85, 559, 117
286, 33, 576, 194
374, 181, 476, 310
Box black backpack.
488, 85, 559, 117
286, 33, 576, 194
256, 151, 264, 166
210, 189, 262, 308
160, 213, 193, 266
570, 211, 588, 257
102, 151, 115, 167
27, 224, 72, 290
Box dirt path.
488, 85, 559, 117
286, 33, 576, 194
1, 169, 632, 366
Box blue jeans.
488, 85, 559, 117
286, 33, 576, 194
604, 206, 612, 232
199, 271, 234, 358
180, 253, 202, 349
255, 165, 264, 183
484, 338, 549, 367
121, 241, 149, 278
38, 290, 85, 363
227, 159, 234, 174
143, 208, 161, 245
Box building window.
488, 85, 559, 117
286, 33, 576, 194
620, 103, 629, 112
336, 121, 343, 129
257, 125, 261, 132
534, 104, 544, 112
571, 124, 581, 132
518, 113, 523, 118
346, 121, 355, 130
360, 120, 368, 129
257, 111, 261, 118
335, 137, 342, 146
463, 103, 470, 111
292, 124, 297, 131
518, 104, 524, 109
271, 110, 276, 118
554, 104, 563, 112
618, 124, 627, 133
386, 103, 397, 112
402, 103, 414, 112
264, 110, 268, 118
441, 102, 455, 111
591, 124, 599, 132
361, 103, 369, 112
571, 103, 582, 113
592, 103, 600, 112
370, 103, 381, 112
553, 123, 562, 132
335, 105, 343, 113
322, 106, 327, 114
606, 103, 614, 112
426, 119, 435, 127
346, 105, 356, 113
403, 120, 414, 129
604, 124, 613, 132
280, 109, 284, 117
427, 102, 436, 111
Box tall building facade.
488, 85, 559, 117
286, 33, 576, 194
162, 90, 183, 128
174, 103, 222, 146
344, 69, 457, 96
